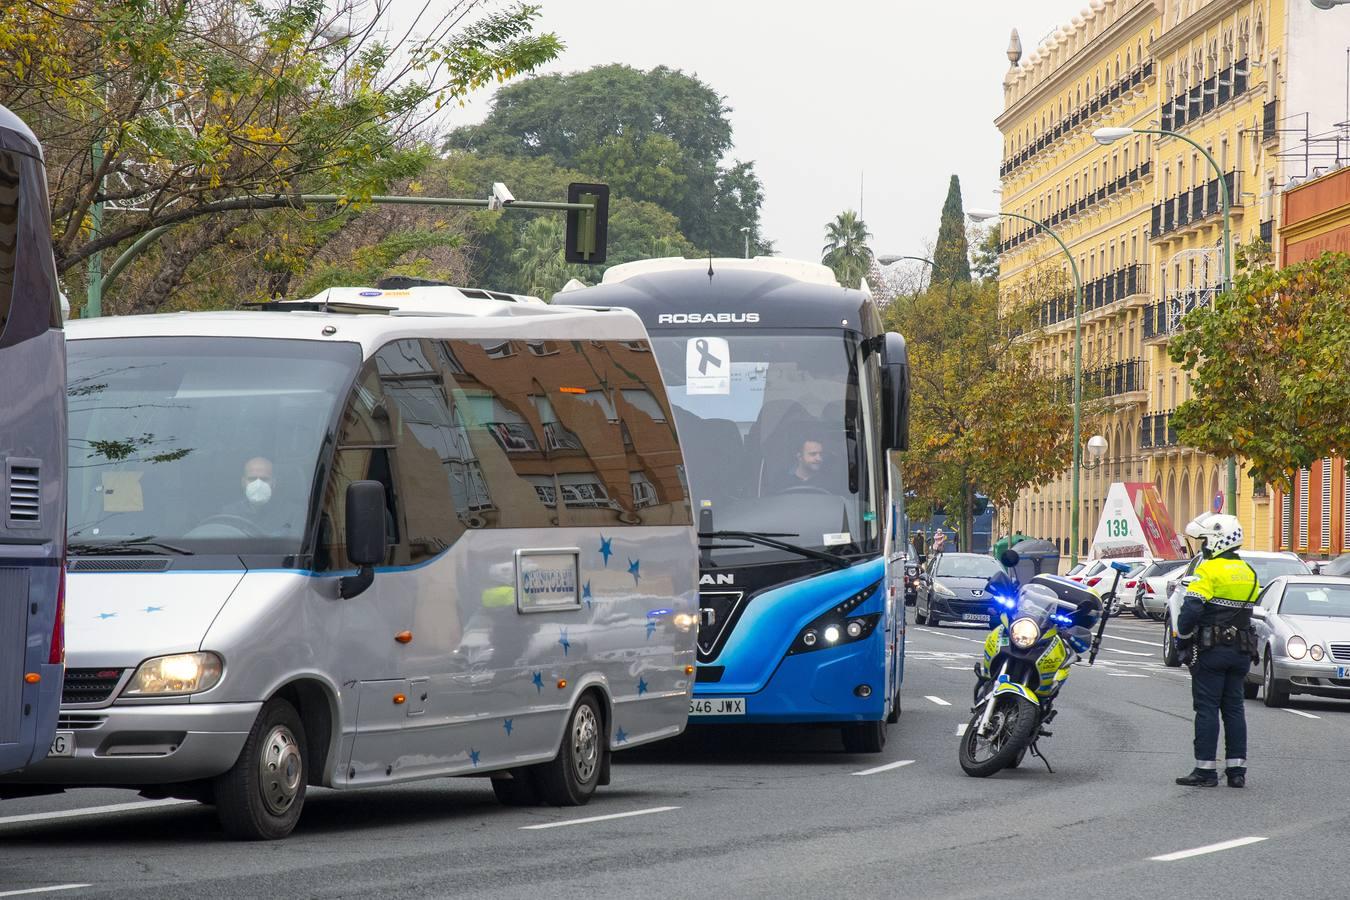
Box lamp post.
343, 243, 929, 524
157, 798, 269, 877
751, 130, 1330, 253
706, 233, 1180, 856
968, 208, 1087, 566
741, 226, 751, 259
1094, 126, 1237, 516
877, 254, 935, 300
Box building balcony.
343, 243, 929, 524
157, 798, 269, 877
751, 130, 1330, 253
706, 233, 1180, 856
1149, 172, 1242, 241
1159, 59, 1250, 133
999, 162, 1152, 255
1141, 288, 1216, 343
1033, 264, 1148, 330
1139, 411, 1180, 452
1055, 358, 1146, 406
1262, 99, 1279, 144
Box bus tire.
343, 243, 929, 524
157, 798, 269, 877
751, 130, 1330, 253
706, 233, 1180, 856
841, 719, 886, 753
491, 768, 541, 807
213, 697, 307, 840
535, 693, 604, 806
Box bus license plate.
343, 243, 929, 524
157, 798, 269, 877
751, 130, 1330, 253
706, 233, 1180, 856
48, 731, 76, 758
689, 698, 745, 716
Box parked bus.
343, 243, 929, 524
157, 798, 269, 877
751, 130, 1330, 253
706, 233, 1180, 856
559, 258, 910, 752
0, 105, 66, 774
2, 285, 698, 839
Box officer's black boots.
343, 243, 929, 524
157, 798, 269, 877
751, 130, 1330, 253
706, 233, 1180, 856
1225, 767, 1246, 788
1176, 768, 1219, 787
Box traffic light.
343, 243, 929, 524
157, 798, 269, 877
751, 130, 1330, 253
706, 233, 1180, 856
565, 182, 610, 265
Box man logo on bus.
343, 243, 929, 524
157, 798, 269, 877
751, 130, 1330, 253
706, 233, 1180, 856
700, 573, 735, 585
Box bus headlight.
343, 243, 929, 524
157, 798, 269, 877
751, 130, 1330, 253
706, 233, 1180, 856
1010, 618, 1040, 649
787, 579, 884, 655
124, 652, 223, 696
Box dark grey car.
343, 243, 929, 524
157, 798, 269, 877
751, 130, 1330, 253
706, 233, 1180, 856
915, 553, 1003, 627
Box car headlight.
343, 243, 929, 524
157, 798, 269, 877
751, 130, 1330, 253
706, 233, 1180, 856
123, 652, 223, 696
933, 581, 956, 597
1286, 635, 1307, 660
1010, 618, 1040, 649
1309, 642, 1325, 661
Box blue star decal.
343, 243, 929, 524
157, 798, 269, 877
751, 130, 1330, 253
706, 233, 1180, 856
96, 612, 117, 620
582, 580, 593, 609
531, 671, 544, 693
469, 748, 480, 767
637, 677, 648, 696
645, 620, 656, 640
503, 718, 514, 737
142, 606, 163, 614
558, 627, 571, 656
628, 558, 641, 584
599, 535, 613, 566
615, 726, 628, 744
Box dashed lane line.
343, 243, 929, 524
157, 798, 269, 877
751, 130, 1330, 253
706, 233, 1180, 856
1102, 647, 1154, 657
924, 696, 952, 706
0, 887, 92, 898
912, 628, 985, 644
1282, 708, 1321, 719
1150, 836, 1267, 861
520, 806, 680, 830
1109, 673, 1150, 678
956, 723, 968, 736
1100, 633, 1158, 646
852, 759, 915, 776
0, 798, 192, 827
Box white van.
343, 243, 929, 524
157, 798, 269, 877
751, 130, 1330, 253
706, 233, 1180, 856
4, 286, 699, 839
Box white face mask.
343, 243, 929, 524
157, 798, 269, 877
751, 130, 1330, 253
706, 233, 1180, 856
245, 478, 272, 506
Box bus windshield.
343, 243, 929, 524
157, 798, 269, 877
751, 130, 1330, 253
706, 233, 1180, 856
652, 330, 877, 565
67, 337, 361, 557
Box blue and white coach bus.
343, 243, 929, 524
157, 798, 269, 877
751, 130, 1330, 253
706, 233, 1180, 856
558, 258, 910, 752
0, 105, 66, 774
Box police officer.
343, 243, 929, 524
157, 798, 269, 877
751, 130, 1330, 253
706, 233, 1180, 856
1174, 513, 1259, 789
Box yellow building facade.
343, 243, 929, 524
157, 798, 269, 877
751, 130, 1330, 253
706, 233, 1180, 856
995, 0, 1288, 560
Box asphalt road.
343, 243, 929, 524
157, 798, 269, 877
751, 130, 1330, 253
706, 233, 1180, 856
4, 611, 1350, 899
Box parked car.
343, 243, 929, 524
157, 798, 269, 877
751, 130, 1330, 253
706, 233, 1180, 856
903, 554, 920, 606
1077, 558, 1149, 614
1162, 551, 1312, 666
1319, 553, 1350, 577
1244, 576, 1350, 706
1133, 558, 1189, 619
914, 552, 1004, 627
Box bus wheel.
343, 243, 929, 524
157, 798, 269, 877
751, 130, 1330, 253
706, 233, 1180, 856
491, 768, 540, 807
841, 720, 886, 754
535, 693, 604, 806
213, 697, 307, 840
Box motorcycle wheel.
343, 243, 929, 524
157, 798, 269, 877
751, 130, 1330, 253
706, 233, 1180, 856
959, 699, 1038, 778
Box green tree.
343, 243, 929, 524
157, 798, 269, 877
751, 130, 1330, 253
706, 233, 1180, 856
510, 217, 582, 300
1168, 247, 1350, 491
889, 280, 1075, 549
445, 64, 763, 255
0, 0, 561, 307
932, 175, 971, 285
821, 210, 872, 289
971, 223, 1001, 283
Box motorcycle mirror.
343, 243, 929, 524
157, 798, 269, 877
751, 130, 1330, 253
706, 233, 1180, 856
999, 549, 1020, 568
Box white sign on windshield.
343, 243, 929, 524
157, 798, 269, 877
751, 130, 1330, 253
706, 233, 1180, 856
686, 336, 731, 395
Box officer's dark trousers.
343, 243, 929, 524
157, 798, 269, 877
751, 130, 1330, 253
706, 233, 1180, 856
1191, 645, 1250, 763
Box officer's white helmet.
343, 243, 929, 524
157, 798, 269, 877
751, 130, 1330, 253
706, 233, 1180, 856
1184, 512, 1244, 555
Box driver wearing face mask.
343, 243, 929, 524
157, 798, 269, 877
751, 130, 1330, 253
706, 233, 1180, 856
220, 456, 292, 534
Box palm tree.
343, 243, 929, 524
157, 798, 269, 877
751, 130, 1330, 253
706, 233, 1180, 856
821, 210, 873, 288
511, 217, 581, 301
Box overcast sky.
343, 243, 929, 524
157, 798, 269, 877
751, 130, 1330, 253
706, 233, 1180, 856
448, 0, 1078, 261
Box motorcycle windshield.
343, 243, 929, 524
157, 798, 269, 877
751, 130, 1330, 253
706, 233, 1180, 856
1014, 584, 1073, 631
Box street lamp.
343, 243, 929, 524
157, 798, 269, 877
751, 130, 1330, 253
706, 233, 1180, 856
1083, 434, 1109, 469
740, 226, 751, 259
968, 207, 1087, 566
1094, 125, 1237, 516
877, 255, 935, 299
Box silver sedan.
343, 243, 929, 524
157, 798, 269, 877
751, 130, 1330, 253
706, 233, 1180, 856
1248, 576, 1350, 707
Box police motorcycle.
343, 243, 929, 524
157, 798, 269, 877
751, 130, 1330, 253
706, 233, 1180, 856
957, 551, 1129, 777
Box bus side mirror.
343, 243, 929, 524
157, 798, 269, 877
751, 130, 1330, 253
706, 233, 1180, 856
880, 332, 910, 451
341, 480, 387, 598
565, 182, 610, 265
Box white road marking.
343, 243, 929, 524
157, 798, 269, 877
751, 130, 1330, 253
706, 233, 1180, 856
852, 759, 915, 776
1101, 633, 1158, 646
956, 723, 968, 736
520, 806, 680, 830
942, 665, 971, 670
0, 887, 93, 898
913, 628, 985, 644
1102, 647, 1154, 657
0, 798, 192, 827
924, 695, 952, 706
1282, 708, 1321, 719
1151, 836, 1267, 861
1109, 673, 1150, 678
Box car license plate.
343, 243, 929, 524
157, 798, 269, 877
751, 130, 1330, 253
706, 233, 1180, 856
48, 731, 75, 758
1338, 667, 1350, 679
962, 614, 989, 623
689, 697, 745, 716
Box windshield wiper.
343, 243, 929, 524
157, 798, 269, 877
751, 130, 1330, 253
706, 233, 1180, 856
68, 536, 195, 556
699, 530, 851, 570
